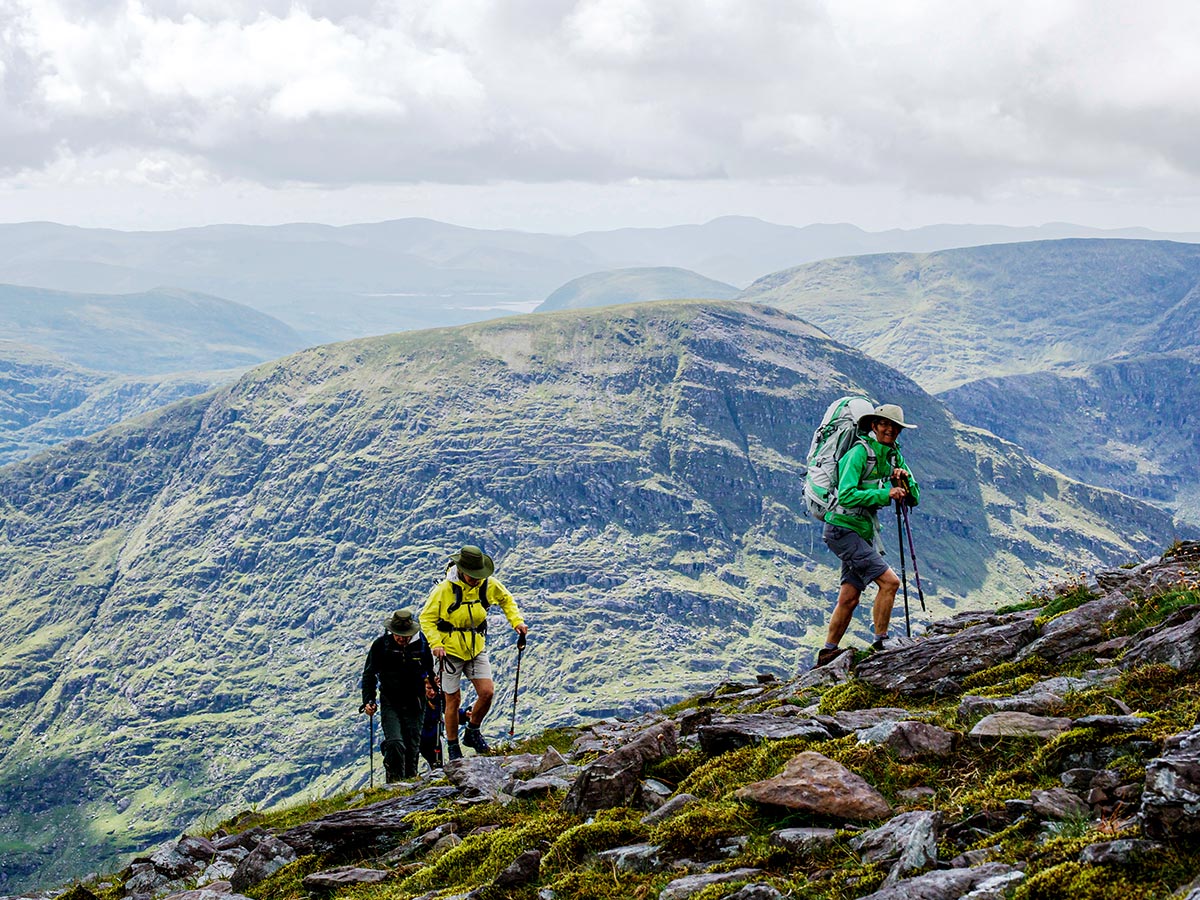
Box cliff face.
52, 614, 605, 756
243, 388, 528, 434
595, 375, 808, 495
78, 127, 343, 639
0, 300, 1180, 890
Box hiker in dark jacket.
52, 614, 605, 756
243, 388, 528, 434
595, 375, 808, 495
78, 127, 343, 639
817, 403, 921, 667
360, 608, 436, 781
419, 680, 442, 770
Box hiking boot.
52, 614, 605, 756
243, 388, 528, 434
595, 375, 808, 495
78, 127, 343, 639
815, 647, 844, 668
871, 636, 913, 652
446, 740, 463, 761
462, 725, 491, 754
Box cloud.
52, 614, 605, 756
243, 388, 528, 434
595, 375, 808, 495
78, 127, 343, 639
2, 0, 1200, 207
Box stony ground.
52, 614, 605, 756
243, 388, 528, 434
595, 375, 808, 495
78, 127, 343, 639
13, 541, 1200, 900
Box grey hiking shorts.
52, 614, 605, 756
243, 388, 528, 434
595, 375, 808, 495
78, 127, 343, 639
438, 650, 493, 694
823, 523, 890, 592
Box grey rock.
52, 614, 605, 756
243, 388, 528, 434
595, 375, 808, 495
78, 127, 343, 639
213, 829, 267, 853
958, 869, 1027, 900
1078, 839, 1163, 865
856, 721, 956, 759
124, 863, 173, 897
493, 850, 542, 887
898, 787, 936, 803
197, 861, 239, 885
278, 785, 459, 856
851, 811, 941, 886
1072, 714, 1149, 732
595, 843, 667, 874
149, 844, 204, 880
796, 648, 854, 688
855, 615, 1039, 695
735, 751, 892, 821
814, 708, 912, 736
538, 746, 570, 773
1141, 724, 1200, 839
857, 863, 1021, 900
430, 833, 463, 858
1017, 590, 1135, 663
445, 756, 516, 799
769, 827, 840, 853
1122, 604, 1200, 672
1060, 768, 1100, 791
229, 836, 298, 893
175, 835, 218, 862
698, 714, 831, 754
512, 775, 572, 799
380, 822, 459, 863
301, 867, 390, 890
157, 887, 250, 900
719, 885, 785, 900
1031, 788, 1089, 820
948, 849, 992, 868
958, 691, 1065, 718
969, 712, 1073, 739
641, 792, 700, 826
562, 722, 677, 815
659, 868, 763, 900
643, 778, 674, 810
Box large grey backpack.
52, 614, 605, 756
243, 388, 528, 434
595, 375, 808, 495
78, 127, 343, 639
803, 395, 876, 521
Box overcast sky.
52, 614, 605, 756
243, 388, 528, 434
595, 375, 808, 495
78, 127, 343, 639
2, 0, 1198, 233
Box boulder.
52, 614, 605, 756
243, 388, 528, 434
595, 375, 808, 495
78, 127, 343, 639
1077, 839, 1162, 865
1017, 590, 1135, 663
855, 615, 1039, 694
658, 868, 763, 900
594, 843, 667, 874
229, 836, 298, 893
734, 751, 891, 821
968, 712, 1073, 739
697, 714, 831, 754
814, 708, 913, 736
641, 792, 700, 826
561, 722, 677, 815
301, 867, 390, 890
1030, 788, 1089, 820
512, 775, 573, 799
851, 811, 941, 886
856, 721, 956, 759
278, 785, 458, 856
492, 849, 542, 887
445, 756, 515, 799
856, 862, 1023, 900
769, 827, 840, 853
1140, 724, 1200, 839
1122, 605, 1200, 672
538, 746, 570, 772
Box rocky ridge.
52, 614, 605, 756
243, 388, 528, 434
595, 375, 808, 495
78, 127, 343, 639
17, 541, 1200, 900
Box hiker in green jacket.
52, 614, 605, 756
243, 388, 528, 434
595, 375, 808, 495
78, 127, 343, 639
816, 403, 921, 667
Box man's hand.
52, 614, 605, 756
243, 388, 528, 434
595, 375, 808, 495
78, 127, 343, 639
361, 701, 378, 716
888, 486, 909, 501
432, 646, 447, 658
515, 624, 529, 636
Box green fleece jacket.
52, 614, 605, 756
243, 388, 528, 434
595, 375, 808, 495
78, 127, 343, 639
823, 436, 920, 542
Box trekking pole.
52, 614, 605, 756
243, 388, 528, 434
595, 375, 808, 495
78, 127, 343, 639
509, 632, 527, 738
902, 503, 927, 614
369, 710, 376, 789
895, 500, 911, 638
436, 656, 446, 765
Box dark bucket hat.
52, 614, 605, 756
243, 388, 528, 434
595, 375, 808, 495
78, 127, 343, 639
386, 607, 420, 637
453, 545, 495, 579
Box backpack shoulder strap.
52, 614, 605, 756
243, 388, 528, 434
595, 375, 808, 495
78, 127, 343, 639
478, 578, 490, 610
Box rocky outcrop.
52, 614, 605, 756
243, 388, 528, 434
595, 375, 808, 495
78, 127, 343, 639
561, 721, 678, 815
1141, 724, 1200, 839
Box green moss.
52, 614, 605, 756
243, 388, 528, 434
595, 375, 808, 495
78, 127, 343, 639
543, 867, 658, 900
650, 801, 753, 858
645, 748, 705, 788
1033, 583, 1099, 628
244, 856, 327, 900
960, 656, 1052, 693
679, 738, 814, 800
541, 810, 647, 875
817, 681, 903, 715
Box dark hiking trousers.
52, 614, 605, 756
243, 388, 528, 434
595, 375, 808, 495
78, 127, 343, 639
380, 697, 424, 779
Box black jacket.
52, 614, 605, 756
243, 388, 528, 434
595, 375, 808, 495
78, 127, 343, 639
361, 633, 434, 709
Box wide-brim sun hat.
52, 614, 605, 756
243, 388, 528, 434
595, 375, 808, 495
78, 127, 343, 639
386, 607, 420, 637
453, 545, 495, 579
871, 404, 917, 429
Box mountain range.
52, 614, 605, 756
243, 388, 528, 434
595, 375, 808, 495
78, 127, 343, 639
0, 300, 1185, 890
5, 219, 1200, 342
535, 267, 739, 312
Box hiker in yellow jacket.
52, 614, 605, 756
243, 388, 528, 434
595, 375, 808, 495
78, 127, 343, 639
420, 545, 528, 760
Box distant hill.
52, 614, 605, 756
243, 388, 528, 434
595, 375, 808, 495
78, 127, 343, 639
941, 350, 1200, 526
739, 239, 1200, 392
0, 342, 235, 465
5, 219, 1200, 341
535, 267, 739, 311
0, 300, 1186, 889
0, 283, 304, 375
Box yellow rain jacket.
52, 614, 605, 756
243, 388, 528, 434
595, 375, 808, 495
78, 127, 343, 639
419, 571, 525, 661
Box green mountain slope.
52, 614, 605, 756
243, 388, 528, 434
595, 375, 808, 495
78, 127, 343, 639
739, 239, 1200, 392
0, 301, 1184, 889
0, 283, 305, 375
941, 350, 1200, 526
535, 267, 739, 312
0, 342, 240, 465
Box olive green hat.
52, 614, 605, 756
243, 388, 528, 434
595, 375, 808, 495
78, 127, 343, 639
452, 545, 495, 579
869, 403, 917, 429
386, 607, 420, 637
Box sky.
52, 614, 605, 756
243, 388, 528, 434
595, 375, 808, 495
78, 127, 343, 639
2, 0, 1199, 234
